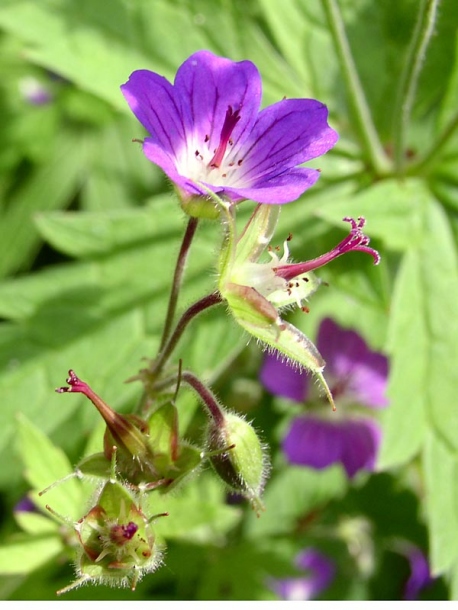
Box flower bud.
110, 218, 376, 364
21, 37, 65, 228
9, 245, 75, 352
57, 371, 204, 491
58, 479, 162, 595
207, 411, 269, 512
179, 193, 221, 219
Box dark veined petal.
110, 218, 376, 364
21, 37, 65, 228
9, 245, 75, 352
282, 416, 343, 470
260, 351, 309, 402
221, 167, 321, 204
235, 98, 338, 185
121, 70, 186, 158
174, 50, 262, 156
339, 418, 382, 478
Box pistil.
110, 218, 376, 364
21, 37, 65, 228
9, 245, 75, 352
274, 217, 380, 281
209, 106, 241, 168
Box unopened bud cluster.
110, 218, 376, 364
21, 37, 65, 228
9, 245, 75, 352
40, 368, 267, 594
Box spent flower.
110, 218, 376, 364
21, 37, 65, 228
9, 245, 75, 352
121, 50, 338, 210
56, 370, 203, 491
216, 200, 380, 409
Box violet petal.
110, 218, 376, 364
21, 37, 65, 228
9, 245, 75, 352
295, 548, 336, 594
220, 167, 322, 205
174, 50, 261, 155
260, 352, 309, 403
270, 547, 335, 600
121, 70, 186, 159
339, 418, 382, 478
404, 547, 434, 600
237, 98, 338, 183
317, 318, 389, 409
282, 416, 343, 470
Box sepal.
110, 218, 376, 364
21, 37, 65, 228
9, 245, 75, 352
206, 411, 269, 513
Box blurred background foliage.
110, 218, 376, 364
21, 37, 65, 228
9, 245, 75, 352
0, 0, 456, 600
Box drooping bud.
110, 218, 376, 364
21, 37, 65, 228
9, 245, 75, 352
206, 411, 269, 513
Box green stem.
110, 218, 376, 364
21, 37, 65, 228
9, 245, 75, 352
152, 292, 223, 377
392, 0, 440, 173
159, 216, 199, 350
321, 0, 390, 175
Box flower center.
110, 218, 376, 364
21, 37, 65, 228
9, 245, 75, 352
208, 106, 241, 169
182, 105, 247, 188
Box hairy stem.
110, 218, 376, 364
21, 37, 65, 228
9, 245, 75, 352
159, 216, 199, 350
321, 0, 390, 175
181, 370, 226, 427
392, 0, 440, 173
408, 110, 458, 175
152, 292, 223, 377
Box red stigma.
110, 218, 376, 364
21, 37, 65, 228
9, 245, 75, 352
209, 106, 241, 168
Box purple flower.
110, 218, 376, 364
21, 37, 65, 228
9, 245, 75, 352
260, 318, 389, 478
121, 50, 338, 204
403, 546, 434, 600
14, 496, 37, 513
270, 548, 335, 600
19, 77, 53, 106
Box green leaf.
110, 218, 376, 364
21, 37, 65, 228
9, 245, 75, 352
0, 131, 86, 277
378, 249, 429, 467
423, 431, 458, 574
245, 465, 347, 538
149, 473, 242, 545
315, 179, 427, 252
380, 195, 458, 467
16, 414, 84, 520
14, 511, 59, 536
0, 535, 62, 575
34, 204, 175, 259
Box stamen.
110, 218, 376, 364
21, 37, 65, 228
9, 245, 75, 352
274, 217, 380, 281
209, 106, 241, 168
56, 369, 89, 395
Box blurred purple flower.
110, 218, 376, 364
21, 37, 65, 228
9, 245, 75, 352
260, 317, 389, 478
404, 546, 434, 600
14, 496, 37, 513
270, 548, 335, 600
19, 77, 53, 106
121, 50, 338, 204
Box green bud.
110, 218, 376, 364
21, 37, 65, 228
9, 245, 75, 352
207, 411, 269, 512
57, 479, 162, 594
179, 192, 221, 219
213, 201, 335, 409
57, 371, 205, 490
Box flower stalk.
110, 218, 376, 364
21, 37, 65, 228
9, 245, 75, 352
321, 0, 390, 175
159, 216, 199, 350
391, 0, 440, 173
